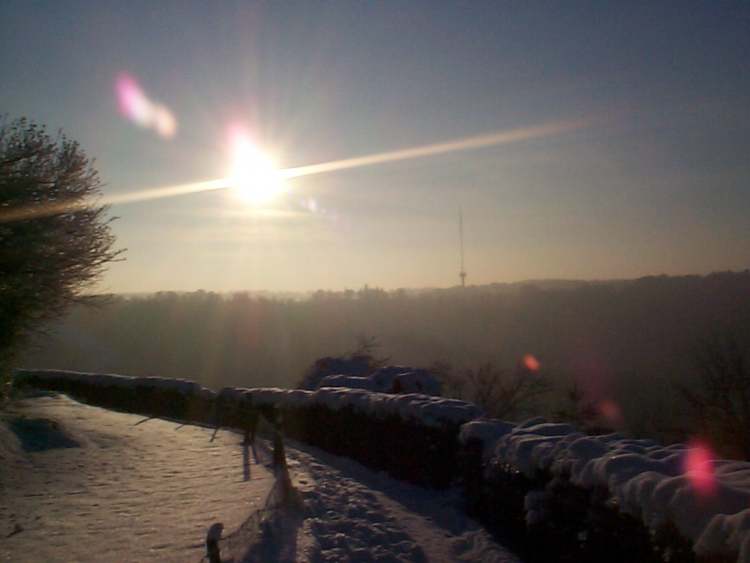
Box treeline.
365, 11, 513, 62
19, 270, 750, 446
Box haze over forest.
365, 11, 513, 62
20, 270, 750, 449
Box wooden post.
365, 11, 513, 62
206, 522, 223, 563
272, 422, 296, 503
272, 427, 287, 471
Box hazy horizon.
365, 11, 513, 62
103, 267, 748, 297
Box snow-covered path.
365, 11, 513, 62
2, 393, 521, 562
1, 394, 274, 562
267, 441, 521, 563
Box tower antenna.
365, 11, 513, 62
459, 207, 467, 288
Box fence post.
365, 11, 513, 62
271, 418, 297, 503
205, 523, 223, 563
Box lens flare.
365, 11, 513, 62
115, 72, 177, 138
523, 354, 541, 372
684, 439, 717, 497
598, 399, 623, 426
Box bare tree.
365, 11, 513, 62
350, 333, 389, 368
679, 332, 750, 459
433, 360, 549, 419
554, 383, 595, 424
0, 117, 123, 389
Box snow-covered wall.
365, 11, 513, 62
14, 369, 750, 562
14, 369, 216, 423
459, 418, 750, 562
317, 365, 442, 396
212, 384, 481, 488
14, 370, 478, 488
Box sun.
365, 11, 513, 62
227, 134, 286, 205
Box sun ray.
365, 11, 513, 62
0, 118, 589, 223
282, 118, 588, 179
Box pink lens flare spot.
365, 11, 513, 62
116, 73, 148, 121
115, 72, 177, 138
523, 354, 541, 372
684, 439, 717, 497
598, 399, 623, 425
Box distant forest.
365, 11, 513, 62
19, 270, 750, 450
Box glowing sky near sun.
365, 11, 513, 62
1, 2, 749, 293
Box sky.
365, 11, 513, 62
1, 1, 749, 293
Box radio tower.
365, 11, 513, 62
459, 207, 467, 288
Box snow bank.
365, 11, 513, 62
14, 370, 479, 488
14, 369, 214, 398
470, 417, 750, 562
311, 387, 480, 427
17, 369, 750, 560
317, 365, 442, 396
214, 386, 480, 429
297, 355, 372, 390
14, 370, 475, 430
368, 366, 442, 396
213, 386, 482, 488
1, 394, 274, 562
14, 369, 216, 423
318, 375, 374, 390
459, 419, 516, 461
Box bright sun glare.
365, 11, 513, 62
228, 134, 286, 205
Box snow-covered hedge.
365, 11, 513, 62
318, 365, 442, 396
214, 385, 478, 428
213, 386, 481, 487
15, 369, 750, 560
460, 418, 750, 562
297, 355, 371, 390
13, 370, 478, 488
14, 369, 216, 423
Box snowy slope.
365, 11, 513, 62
2, 393, 520, 562
1, 393, 274, 563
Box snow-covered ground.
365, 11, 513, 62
2, 393, 520, 562
1, 393, 274, 562
280, 440, 520, 563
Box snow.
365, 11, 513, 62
16, 369, 475, 429
298, 356, 372, 391
1, 392, 518, 562
318, 366, 442, 397
391, 370, 442, 396
696, 509, 750, 561
1, 393, 274, 562
480, 417, 750, 561
459, 419, 516, 461
215, 386, 483, 428
280, 439, 520, 562
367, 366, 442, 396
318, 375, 374, 390
15, 369, 215, 400
309, 387, 482, 427
15, 370, 750, 560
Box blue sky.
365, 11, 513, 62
2, 1, 748, 292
